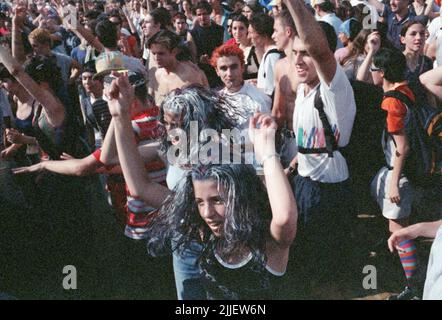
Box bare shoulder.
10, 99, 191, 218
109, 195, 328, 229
154, 67, 165, 77
274, 57, 291, 76
182, 61, 206, 84
182, 60, 201, 73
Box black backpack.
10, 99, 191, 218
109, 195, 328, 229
383, 90, 442, 186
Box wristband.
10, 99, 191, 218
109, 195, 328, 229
261, 153, 280, 166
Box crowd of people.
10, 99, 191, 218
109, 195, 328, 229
0, 0, 441, 300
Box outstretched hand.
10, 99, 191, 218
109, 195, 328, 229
12, 162, 44, 175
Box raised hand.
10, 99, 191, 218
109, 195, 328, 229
367, 31, 381, 54
104, 71, 135, 118
249, 113, 278, 164
12, 4, 27, 28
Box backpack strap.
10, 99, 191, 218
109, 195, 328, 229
262, 48, 281, 79
383, 90, 416, 110
297, 85, 339, 158
382, 90, 413, 149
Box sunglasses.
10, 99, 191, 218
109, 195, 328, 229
369, 66, 381, 72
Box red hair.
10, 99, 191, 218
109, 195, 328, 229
210, 44, 245, 68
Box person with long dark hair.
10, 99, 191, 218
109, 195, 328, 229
105, 73, 298, 299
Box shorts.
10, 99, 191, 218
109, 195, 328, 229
371, 166, 414, 220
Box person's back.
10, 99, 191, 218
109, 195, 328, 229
257, 46, 282, 98
249, 13, 282, 97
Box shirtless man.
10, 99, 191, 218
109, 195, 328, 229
147, 29, 208, 106
271, 10, 299, 167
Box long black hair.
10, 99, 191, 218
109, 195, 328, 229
145, 163, 271, 264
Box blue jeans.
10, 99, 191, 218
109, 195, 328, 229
172, 240, 206, 300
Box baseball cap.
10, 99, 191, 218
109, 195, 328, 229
94, 51, 128, 80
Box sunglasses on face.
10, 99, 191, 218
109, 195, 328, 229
369, 66, 381, 72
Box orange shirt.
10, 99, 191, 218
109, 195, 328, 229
381, 85, 415, 133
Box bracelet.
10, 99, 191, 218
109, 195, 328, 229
261, 153, 280, 166
288, 163, 298, 175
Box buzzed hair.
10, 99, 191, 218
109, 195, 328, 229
277, 10, 297, 35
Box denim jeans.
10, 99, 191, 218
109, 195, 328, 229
172, 240, 206, 300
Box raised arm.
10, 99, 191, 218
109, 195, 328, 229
53, 0, 104, 52
249, 113, 297, 248
105, 72, 170, 208
11, 4, 27, 64
420, 66, 442, 99
284, 0, 336, 85
356, 31, 381, 82
144, 0, 153, 14
122, 5, 138, 35
0, 46, 65, 127
186, 32, 198, 63
100, 118, 163, 165
366, 0, 385, 15
99, 119, 119, 165
424, 0, 440, 20
69, 57, 82, 84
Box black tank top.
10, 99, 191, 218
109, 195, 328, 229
199, 247, 284, 300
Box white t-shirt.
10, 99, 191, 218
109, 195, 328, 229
257, 46, 281, 96
220, 83, 272, 165
220, 83, 271, 131
427, 17, 442, 67
423, 226, 442, 300
166, 164, 188, 191
292, 64, 356, 183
